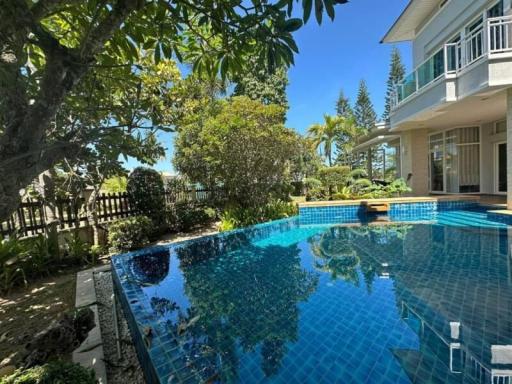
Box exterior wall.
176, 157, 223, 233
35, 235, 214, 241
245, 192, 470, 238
457, 60, 489, 98
489, 57, 512, 86
391, 81, 447, 127
413, 0, 490, 66
401, 129, 429, 195
480, 121, 506, 194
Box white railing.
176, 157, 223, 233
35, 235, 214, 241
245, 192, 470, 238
489, 16, 512, 54
392, 15, 512, 110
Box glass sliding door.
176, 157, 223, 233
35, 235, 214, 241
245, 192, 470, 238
429, 133, 444, 192
445, 130, 459, 193
428, 127, 480, 194
496, 142, 507, 193
457, 127, 480, 193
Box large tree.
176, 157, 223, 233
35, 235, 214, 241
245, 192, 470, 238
354, 79, 377, 131
335, 89, 353, 118
173, 96, 298, 209
382, 47, 405, 121
232, 57, 289, 117
0, 0, 347, 222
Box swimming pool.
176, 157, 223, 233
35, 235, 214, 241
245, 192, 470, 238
112, 209, 512, 383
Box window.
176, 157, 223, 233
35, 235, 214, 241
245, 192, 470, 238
495, 120, 507, 134
488, 0, 504, 18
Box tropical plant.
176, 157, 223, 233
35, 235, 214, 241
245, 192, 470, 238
307, 115, 344, 167
219, 200, 298, 231
0, 0, 348, 223
354, 80, 377, 131
0, 236, 27, 293
174, 96, 298, 209
24, 234, 59, 277
65, 232, 92, 265
108, 216, 155, 253
1, 360, 95, 384
127, 167, 166, 228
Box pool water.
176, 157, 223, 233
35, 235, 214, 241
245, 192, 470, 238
112, 210, 512, 384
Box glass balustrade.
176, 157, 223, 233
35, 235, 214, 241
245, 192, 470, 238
393, 16, 512, 110
417, 49, 445, 89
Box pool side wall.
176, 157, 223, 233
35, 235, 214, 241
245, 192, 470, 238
298, 199, 480, 225
112, 255, 162, 384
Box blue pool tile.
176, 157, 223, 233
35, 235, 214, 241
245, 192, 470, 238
112, 210, 512, 383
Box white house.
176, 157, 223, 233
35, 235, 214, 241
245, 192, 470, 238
357, 0, 512, 208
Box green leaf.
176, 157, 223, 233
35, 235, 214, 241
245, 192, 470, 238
283, 18, 303, 32
315, 0, 324, 24
154, 44, 161, 63
281, 35, 299, 53
324, 0, 335, 21
220, 56, 229, 81
162, 44, 173, 59
303, 0, 313, 23
275, 0, 290, 9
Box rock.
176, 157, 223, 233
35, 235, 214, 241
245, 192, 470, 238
0, 332, 9, 343
23, 308, 95, 368
0, 365, 16, 378
0, 353, 19, 369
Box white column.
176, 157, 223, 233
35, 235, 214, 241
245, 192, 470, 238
507, 88, 512, 209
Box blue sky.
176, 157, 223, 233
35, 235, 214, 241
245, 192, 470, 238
126, 0, 412, 173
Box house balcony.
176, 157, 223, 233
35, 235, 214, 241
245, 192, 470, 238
390, 15, 512, 130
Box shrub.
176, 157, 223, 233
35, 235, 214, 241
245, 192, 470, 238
23, 234, 59, 278
1, 360, 95, 384
385, 178, 412, 197
127, 167, 166, 227
318, 166, 350, 192
172, 202, 217, 232
65, 232, 97, 266
219, 200, 298, 231
0, 236, 27, 293
173, 96, 298, 209
331, 177, 411, 200
108, 216, 154, 253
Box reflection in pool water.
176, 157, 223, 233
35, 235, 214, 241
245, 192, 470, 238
113, 211, 512, 383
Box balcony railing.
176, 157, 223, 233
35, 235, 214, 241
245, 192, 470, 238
392, 15, 512, 109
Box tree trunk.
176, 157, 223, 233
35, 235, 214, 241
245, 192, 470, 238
39, 170, 60, 257
86, 187, 101, 246
0, 0, 143, 223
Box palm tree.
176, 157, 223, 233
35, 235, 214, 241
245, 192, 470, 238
307, 114, 344, 167
308, 114, 363, 167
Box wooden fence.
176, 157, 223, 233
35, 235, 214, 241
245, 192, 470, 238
0, 188, 215, 238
